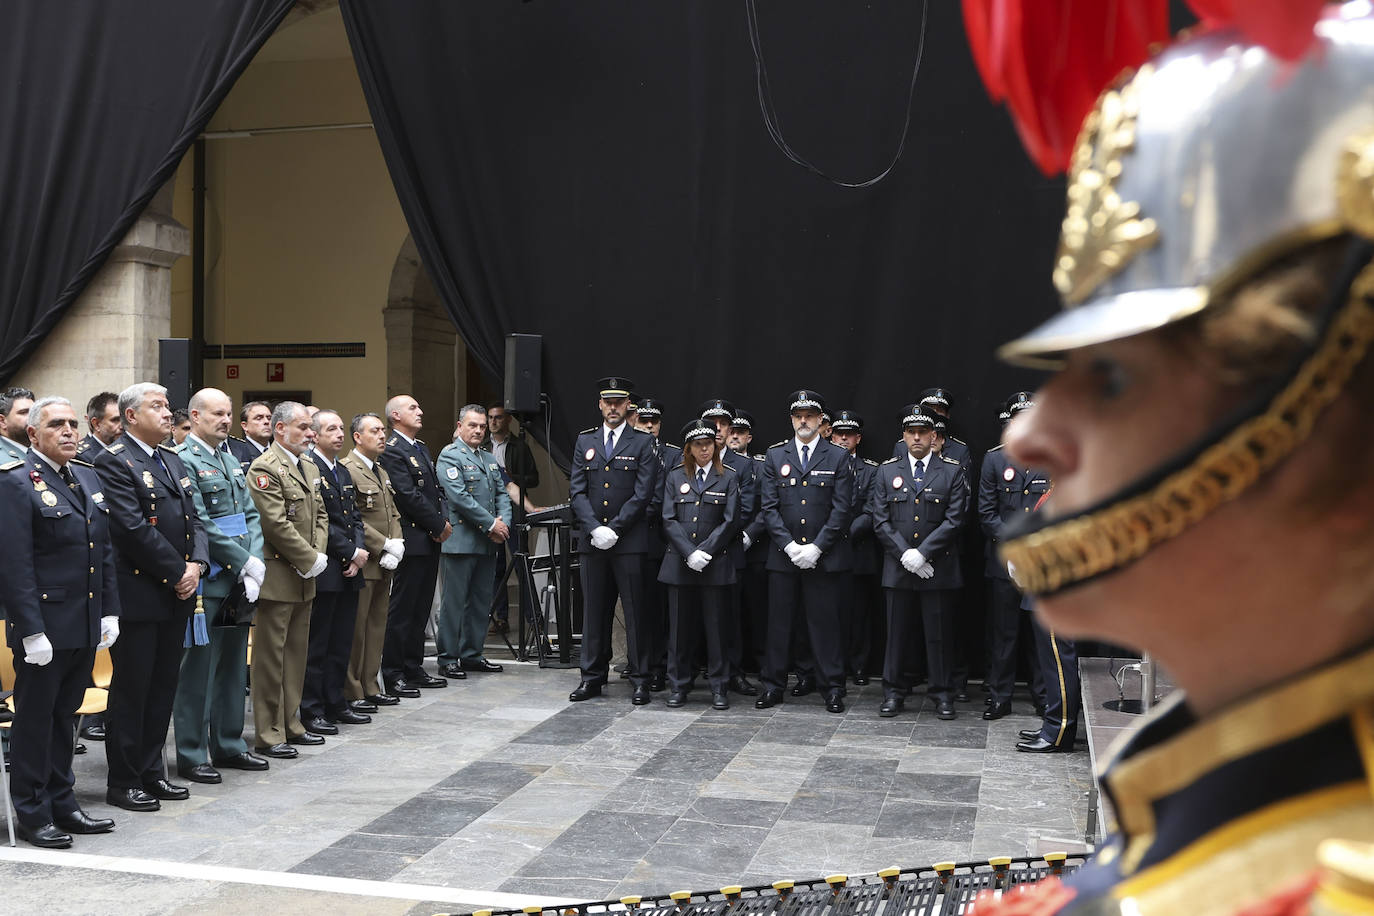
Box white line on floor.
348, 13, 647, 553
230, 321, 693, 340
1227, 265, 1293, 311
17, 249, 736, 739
0, 846, 578, 910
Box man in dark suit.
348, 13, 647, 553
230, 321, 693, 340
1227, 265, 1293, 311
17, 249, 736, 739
0, 397, 120, 848
632, 397, 674, 692
870, 407, 968, 719
225, 400, 272, 471
378, 395, 450, 698
92, 383, 208, 811
829, 410, 883, 686
754, 390, 855, 714
75, 391, 121, 463
302, 410, 370, 735
567, 376, 658, 704
889, 388, 971, 471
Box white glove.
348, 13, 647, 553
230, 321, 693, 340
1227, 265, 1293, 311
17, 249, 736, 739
741, 531, 752, 550
915, 561, 935, 579
686, 550, 712, 572
796, 544, 822, 569
244, 577, 261, 603
590, 525, 618, 550
901, 549, 927, 574
783, 540, 803, 561
379, 552, 400, 571
241, 555, 266, 587
383, 538, 406, 560
299, 552, 328, 579
22, 633, 54, 666
97, 616, 120, 649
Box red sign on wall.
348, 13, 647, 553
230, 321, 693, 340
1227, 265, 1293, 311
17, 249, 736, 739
226, 364, 240, 380
266, 362, 285, 383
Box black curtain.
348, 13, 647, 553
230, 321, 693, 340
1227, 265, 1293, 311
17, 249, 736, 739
0, 0, 295, 383
343, 0, 1062, 469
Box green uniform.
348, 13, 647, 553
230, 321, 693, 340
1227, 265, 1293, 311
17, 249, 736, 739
436, 439, 511, 665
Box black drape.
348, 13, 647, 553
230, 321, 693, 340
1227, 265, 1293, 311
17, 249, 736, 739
0, 0, 295, 383
342, 0, 1062, 469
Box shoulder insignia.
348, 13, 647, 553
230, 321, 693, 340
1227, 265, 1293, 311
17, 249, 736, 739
863, 458, 879, 466
579, 427, 596, 436
881, 456, 901, 465
662, 442, 679, 450
227, 436, 247, 444
0, 459, 22, 471
107, 443, 125, 453
753, 454, 764, 461
174, 442, 188, 454
157, 443, 178, 452
70, 458, 95, 468
768, 440, 788, 450
722, 464, 737, 474
985, 443, 1004, 453
950, 436, 967, 445
386, 435, 399, 446
940, 455, 960, 465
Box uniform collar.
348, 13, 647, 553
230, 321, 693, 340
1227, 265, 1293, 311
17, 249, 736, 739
347, 450, 375, 471
31, 447, 64, 475
270, 440, 300, 468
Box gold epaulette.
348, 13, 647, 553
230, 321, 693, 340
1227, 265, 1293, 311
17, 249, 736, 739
863, 458, 879, 466
69, 458, 94, 468
0, 459, 22, 471
940, 455, 960, 465
579, 427, 596, 435
768, 440, 788, 449
950, 436, 967, 445
986, 443, 1004, 453
881, 456, 901, 465
107, 443, 125, 454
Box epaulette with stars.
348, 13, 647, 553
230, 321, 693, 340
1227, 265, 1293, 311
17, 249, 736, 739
158, 443, 178, 452
986, 443, 1004, 453
0, 459, 22, 471
70, 458, 95, 468
107, 443, 125, 454
940, 454, 960, 465
881, 456, 901, 464
579, 427, 596, 435
863, 458, 879, 466
768, 440, 788, 449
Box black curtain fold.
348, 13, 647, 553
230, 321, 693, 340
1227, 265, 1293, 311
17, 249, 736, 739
343, 0, 1062, 471
0, 0, 296, 383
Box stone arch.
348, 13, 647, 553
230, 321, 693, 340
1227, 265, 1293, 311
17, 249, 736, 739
384, 234, 462, 439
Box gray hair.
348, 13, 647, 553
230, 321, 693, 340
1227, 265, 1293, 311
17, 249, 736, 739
456, 404, 486, 425
311, 409, 342, 433
29, 396, 71, 430
351, 412, 382, 436
270, 400, 307, 432
118, 382, 167, 420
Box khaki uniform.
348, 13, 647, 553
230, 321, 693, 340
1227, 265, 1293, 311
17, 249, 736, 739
339, 451, 401, 700
247, 442, 328, 746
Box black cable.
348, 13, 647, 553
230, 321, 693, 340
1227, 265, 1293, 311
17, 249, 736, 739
745, 0, 930, 189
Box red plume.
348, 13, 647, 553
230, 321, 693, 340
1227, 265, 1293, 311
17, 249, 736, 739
1185, 0, 1328, 63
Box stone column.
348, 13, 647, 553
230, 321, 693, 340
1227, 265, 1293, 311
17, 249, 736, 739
15, 182, 189, 412
383, 238, 458, 452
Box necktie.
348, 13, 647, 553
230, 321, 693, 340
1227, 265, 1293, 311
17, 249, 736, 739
800, 444, 810, 472
606, 428, 616, 460
696, 468, 706, 491
60, 465, 81, 495
153, 448, 173, 485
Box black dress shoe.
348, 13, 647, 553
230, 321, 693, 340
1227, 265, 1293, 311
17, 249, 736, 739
178, 763, 222, 784
754, 689, 783, 709
1016, 736, 1067, 753
304, 716, 339, 735
463, 658, 503, 673
350, 699, 378, 714
569, 681, 602, 702
852, 673, 870, 686
333, 708, 371, 725
631, 685, 651, 706
665, 691, 686, 708
142, 778, 190, 801
825, 690, 845, 714
54, 809, 115, 835
936, 701, 957, 720
74, 742, 86, 755
1018, 729, 1042, 741
214, 751, 269, 771
366, 693, 401, 706
288, 732, 325, 746
712, 693, 730, 710
412, 673, 447, 688
879, 696, 905, 717
790, 678, 815, 697
984, 695, 995, 706
254, 743, 299, 759
106, 787, 160, 812
439, 662, 467, 679
649, 673, 667, 692
955, 691, 971, 703
79, 723, 106, 741
729, 675, 758, 696
384, 680, 421, 698
982, 702, 1012, 721
17, 822, 72, 849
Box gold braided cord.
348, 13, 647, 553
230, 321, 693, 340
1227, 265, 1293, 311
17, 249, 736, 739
1001, 266, 1374, 597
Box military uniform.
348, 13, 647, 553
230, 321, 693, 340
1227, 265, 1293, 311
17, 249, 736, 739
247, 441, 328, 749
75, 434, 108, 462
339, 451, 401, 703
172, 435, 263, 774
435, 437, 511, 668
225, 435, 267, 473
92, 433, 208, 795
0, 453, 117, 833
0, 434, 28, 463
302, 451, 366, 726
644, 431, 679, 690
845, 452, 883, 682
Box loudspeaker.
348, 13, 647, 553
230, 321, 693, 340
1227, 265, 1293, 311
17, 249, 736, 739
504, 333, 542, 415
159, 338, 193, 410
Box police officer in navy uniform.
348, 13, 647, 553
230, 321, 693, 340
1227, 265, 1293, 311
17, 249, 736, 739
755, 390, 854, 714
0, 397, 120, 848
76, 392, 121, 463
829, 410, 882, 686
568, 377, 658, 704
738, 414, 771, 677
978, 392, 1047, 721
632, 397, 673, 693
871, 407, 968, 719
92, 382, 209, 812
891, 388, 970, 471
659, 420, 740, 710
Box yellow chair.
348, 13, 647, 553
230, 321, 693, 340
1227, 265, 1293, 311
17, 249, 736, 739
92, 648, 112, 690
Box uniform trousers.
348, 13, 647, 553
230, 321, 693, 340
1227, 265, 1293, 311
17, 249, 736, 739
761, 570, 845, 693
172, 622, 250, 769
10, 647, 94, 826
250, 598, 312, 746
438, 553, 496, 664
739, 560, 769, 672
883, 588, 956, 704
106, 614, 188, 790
578, 551, 649, 688
302, 589, 359, 720
381, 552, 439, 684
1032, 618, 1079, 747
346, 573, 392, 701
846, 572, 883, 677
983, 577, 1044, 706
643, 556, 669, 681
725, 580, 747, 678
667, 585, 730, 693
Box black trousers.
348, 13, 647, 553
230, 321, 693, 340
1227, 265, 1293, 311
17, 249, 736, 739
10, 646, 94, 826
1032, 618, 1079, 747
725, 578, 746, 678
883, 588, 956, 704
643, 555, 669, 680
381, 551, 439, 684
846, 572, 883, 677
106, 614, 186, 790
761, 570, 844, 693
302, 588, 360, 719
739, 560, 769, 673
984, 576, 1042, 705
667, 585, 730, 693
578, 551, 649, 688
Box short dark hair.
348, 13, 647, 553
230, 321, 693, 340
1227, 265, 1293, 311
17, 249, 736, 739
172, 408, 190, 426
0, 386, 35, 418
350, 412, 382, 436
86, 391, 118, 420
487, 402, 506, 412
240, 400, 270, 423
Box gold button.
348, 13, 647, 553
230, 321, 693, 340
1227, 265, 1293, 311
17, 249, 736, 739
162, 578, 168, 584
692, 517, 697, 522
914, 516, 919, 522
89, 592, 94, 599
603, 500, 609, 506
134, 569, 140, 575
41, 593, 47, 600
604, 465, 610, 471
800, 499, 806, 505
800, 537, 807, 543
185, 554, 190, 560
802, 481, 807, 487
1024, 489, 1029, 495
691, 533, 696, 538
800, 519, 807, 525
89, 542, 94, 549
913, 533, 920, 539
90, 567, 95, 574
